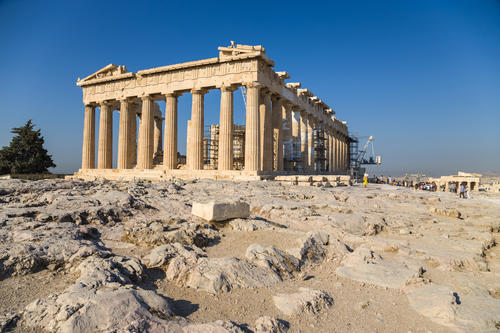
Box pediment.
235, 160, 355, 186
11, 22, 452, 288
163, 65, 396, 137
78, 64, 128, 83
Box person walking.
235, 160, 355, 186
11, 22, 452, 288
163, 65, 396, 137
363, 173, 368, 188
459, 183, 465, 198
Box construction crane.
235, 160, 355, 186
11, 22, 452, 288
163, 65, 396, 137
350, 134, 381, 180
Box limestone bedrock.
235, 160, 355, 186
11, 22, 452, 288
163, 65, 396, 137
192, 199, 250, 222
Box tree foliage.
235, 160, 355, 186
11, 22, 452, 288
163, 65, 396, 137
0, 120, 56, 174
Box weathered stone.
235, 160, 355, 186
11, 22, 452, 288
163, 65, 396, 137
229, 218, 275, 231
273, 288, 333, 316
22, 256, 175, 333
192, 200, 250, 222
246, 243, 300, 278
168, 256, 281, 293
143, 243, 206, 268
430, 207, 461, 219
254, 316, 289, 333
407, 284, 500, 332
0, 312, 19, 332
335, 247, 423, 289
286, 231, 328, 264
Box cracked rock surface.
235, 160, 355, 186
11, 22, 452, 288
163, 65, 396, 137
0, 178, 499, 332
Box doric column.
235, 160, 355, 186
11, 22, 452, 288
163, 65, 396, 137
344, 137, 348, 171
97, 102, 113, 169
328, 132, 333, 172
282, 102, 292, 170
339, 136, 344, 171
300, 112, 308, 172
188, 89, 206, 170
81, 104, 96, 169
244, 82, 261, 171
118, 99, 133, 169
346, 138, 350, 171
271, 95, 283, 171
342, 136, 347, 171
307, 116, 314, 172
163, 93, 178, 169
137, 95, 154, 169
334, 133, 340, 172
154, 117, 163, 155
129, 102, 137, 166
218, 85, 235, 170
259, 89, 273, 171
291, 107, 301, 170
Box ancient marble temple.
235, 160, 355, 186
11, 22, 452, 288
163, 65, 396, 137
73, 43, 350, 180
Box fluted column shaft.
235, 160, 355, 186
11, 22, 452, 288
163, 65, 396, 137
339, 137, 342, 171
163, 93, 178, 169
334, 134, 340, 172
188, 89, 205, 170
218, 86, 235, 170
81, 104, 95, 169
328, 132, 333, 172
129, 103, 137, 166
259, 90, 273, 171
291, 108, 301, 170
307, 117, 314, 171
271, 95, 283, 171
98, 102, 113, 169
137, 96, 154, 169
300, 112, 308, 172
244, 83, 261, 171
154, 118, 163, 155
282, 103, 292, 169
346, 139, 350, 171
341, 136, 346, 171
118, 99, 133, 169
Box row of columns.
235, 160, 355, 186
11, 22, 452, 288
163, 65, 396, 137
81, 82, 350, 173
82, 98, 163, 171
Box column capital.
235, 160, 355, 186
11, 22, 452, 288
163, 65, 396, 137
190, 88, 208, 95
140, 94, 152, 102
119, 98, 133, 105
161, 91, 182, 97
99, 100, 114, 108
85, 102, 97, 108
218, 84, 238, 92
244, 81, 261, 89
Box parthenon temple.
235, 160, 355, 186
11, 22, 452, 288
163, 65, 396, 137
72, 43, 350, 180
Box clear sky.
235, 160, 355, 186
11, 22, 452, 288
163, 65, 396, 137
1, 0, 499, 177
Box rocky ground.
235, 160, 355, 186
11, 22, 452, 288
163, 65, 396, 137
0, 178, 499, 332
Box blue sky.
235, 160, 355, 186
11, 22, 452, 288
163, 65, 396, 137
0, 0, 499, 177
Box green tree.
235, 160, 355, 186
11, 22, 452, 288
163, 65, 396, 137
0, 120, 56, 174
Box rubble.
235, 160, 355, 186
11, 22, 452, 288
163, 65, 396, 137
0, 178, 498, 332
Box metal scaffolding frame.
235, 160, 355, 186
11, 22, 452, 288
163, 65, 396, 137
204, 124, 245, 170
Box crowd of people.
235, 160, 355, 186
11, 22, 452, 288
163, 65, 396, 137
369, 175, 472, 198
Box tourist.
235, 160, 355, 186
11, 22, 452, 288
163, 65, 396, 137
459, 184, 465, 198
363, 173, 368, 188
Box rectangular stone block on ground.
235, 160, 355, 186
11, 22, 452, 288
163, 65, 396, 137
192, 200, 250, 222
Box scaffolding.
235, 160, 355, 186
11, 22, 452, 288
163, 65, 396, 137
313, 128, 327, 171
204, 124, 245, 170
283, 139, 302, 171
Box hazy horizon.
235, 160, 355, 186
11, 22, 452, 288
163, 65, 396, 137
1, 0, 499, 177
